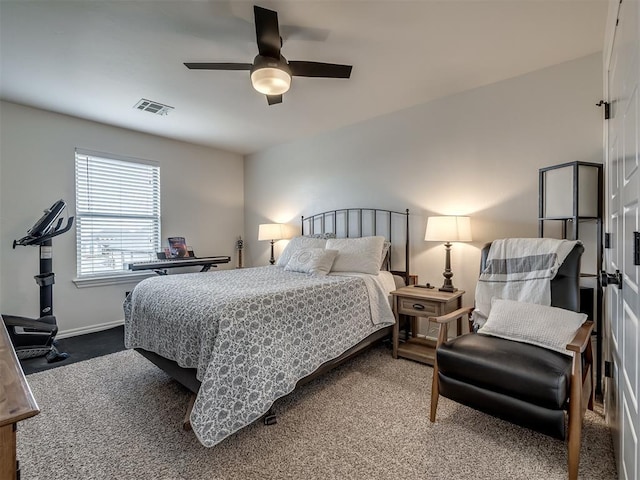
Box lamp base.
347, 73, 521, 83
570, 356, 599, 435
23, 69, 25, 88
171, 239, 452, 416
439, 285, 458, 293
269, 240, 276, 265
439, 242, 457, 293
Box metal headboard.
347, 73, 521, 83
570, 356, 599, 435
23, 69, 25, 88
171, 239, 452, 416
301, 208, 410, 285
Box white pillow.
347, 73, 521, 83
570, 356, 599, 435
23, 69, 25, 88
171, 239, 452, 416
380, 240, 391, 269
326, 236, 385, 275
284, 248, 338, 275
276, 236, 328, 267
477, 298, 587, 356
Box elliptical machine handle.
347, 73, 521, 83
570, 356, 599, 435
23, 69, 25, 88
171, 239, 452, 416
13, 216, 74, 247
37, 216, 74, 243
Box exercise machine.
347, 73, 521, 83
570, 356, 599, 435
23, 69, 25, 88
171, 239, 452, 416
2, 199, 74, 362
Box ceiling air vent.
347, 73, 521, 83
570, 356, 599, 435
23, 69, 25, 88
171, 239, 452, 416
133, 99, 174, 116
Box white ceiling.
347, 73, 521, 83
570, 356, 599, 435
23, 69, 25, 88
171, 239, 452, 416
0, 1, 607, 155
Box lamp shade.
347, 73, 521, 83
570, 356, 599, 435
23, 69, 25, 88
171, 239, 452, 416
258, 223, 286, 241
425, 216, 472, 242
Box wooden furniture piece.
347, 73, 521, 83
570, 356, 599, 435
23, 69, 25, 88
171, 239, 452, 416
391, 287, 464, 365
430, 242, 593, 480
1, 317, 40, 480
538, 160, 603, 394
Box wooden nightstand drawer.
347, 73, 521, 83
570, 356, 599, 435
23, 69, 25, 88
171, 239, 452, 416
398, 298, 439, 316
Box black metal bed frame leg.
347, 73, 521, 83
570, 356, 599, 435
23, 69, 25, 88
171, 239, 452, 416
263, 408, 277, 425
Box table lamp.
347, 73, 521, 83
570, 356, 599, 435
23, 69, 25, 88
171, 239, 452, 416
258, 223, 286, 265
424, 216, 472, 292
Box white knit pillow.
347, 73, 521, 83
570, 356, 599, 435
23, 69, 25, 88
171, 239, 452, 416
326, 236, 385, 275
478, 298, 587, 356
276, 236, 328, 267
284, 248, 338, 276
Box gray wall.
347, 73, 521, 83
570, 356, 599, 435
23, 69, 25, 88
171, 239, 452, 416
0, 101, 244, 336
244, 53, 603, 314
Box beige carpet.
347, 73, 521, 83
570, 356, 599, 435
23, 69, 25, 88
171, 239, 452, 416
18, 346, 616, 480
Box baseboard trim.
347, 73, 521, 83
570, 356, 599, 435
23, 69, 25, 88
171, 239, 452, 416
57, 319, 124, 339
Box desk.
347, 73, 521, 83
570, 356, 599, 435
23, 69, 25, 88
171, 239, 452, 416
1, 318, 39, 480
127, 256, 231, 275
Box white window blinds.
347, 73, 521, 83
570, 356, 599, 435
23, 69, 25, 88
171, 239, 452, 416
75, 149, 161, 277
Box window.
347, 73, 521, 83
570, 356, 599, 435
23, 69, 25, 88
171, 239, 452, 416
75, 149, 160, 278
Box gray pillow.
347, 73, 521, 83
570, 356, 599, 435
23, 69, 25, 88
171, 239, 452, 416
305, 232, 337, 239
380, 240, 391, 270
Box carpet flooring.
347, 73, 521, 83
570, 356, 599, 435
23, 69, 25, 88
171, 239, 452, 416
17, 345, 616, 480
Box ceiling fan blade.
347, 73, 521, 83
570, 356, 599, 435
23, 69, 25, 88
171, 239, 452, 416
288, 61, 352, 79
184, 63, 252, 70
254, 6, 281, 58
266, 94, 283, 106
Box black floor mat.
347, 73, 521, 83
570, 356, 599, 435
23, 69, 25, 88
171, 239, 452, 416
20, 325, 125, 375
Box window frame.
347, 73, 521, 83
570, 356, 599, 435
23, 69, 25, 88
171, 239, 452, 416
73, 148, 161, 286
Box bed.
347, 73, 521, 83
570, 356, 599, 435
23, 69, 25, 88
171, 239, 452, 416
124, 208, 410, 447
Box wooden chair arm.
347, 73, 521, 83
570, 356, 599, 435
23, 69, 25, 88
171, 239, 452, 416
431, 306, 475, 349
566, 321, 594, 353
428, 306, 474, 325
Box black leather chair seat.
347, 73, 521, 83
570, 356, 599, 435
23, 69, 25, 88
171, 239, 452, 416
437, 333, 572, 410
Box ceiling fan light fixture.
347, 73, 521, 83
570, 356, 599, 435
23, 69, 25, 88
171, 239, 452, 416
251, 66, 291, 95
184, 7, 353, 104
250, 55, 292, 95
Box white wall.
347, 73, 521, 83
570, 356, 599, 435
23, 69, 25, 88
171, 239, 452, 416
244, 53, 603, 317
0, 53, 603, 337
0, 101, 244, 336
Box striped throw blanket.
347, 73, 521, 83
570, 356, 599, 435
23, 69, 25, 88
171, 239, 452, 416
472, 238, 580, 328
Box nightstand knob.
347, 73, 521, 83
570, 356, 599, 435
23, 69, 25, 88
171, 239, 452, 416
412, 303, 425, 310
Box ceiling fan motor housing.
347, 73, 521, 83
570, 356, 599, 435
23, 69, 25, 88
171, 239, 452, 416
250, 55, 292, 95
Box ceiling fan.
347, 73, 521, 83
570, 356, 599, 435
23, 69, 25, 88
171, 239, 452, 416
184, 5, 353, 105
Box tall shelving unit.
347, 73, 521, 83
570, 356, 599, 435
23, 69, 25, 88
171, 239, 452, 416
538, 161, 604, 394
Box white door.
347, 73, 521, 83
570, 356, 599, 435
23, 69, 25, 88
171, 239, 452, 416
603, 1, 639, 479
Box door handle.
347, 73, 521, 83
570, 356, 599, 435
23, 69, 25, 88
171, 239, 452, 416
601, 270, 622, 289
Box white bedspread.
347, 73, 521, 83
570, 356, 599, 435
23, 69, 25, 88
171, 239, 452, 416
124, 266, 395, 447
330, 271, 398, 325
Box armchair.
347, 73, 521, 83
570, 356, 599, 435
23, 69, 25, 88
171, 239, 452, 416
429, 241, 594, 480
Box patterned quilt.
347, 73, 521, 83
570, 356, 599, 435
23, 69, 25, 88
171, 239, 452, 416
124, 266, 395, 447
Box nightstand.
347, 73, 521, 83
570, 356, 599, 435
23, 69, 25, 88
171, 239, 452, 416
391, 286, 465, 365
